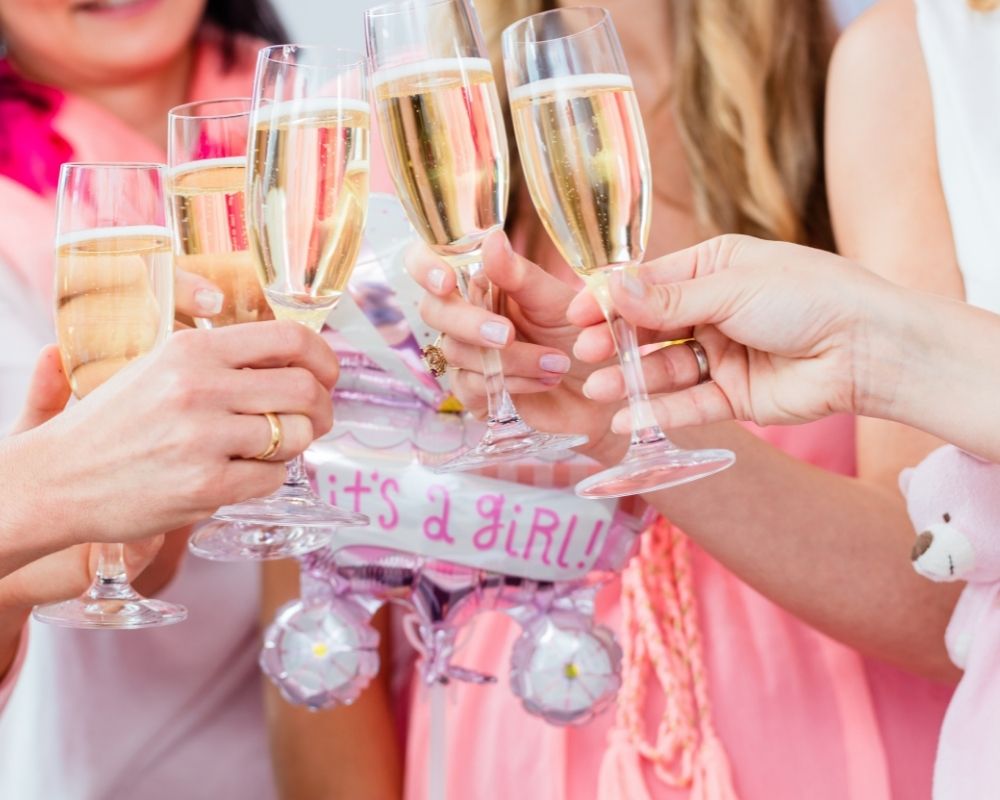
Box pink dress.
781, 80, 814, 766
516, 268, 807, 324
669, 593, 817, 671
0, 29, 288, 800
404, 415, 954, 799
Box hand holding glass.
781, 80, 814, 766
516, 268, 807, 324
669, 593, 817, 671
502, 8, 734, 498
365, 0, 588, 472
200, 45, 372, 558
34, 162, 187, 629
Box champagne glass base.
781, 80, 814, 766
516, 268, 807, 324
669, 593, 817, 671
575, 443, 735, 499
213, 484, 370, 528
33, 591, 187, 630
188, 520, 338, 562
432, 430, 589, 474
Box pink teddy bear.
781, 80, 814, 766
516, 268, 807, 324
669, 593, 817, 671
902, 445, 1000, 800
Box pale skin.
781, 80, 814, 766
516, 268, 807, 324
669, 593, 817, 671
569, 235, 1000, 463
267, 1, 967, 794
0, 321, 340, 678
402, 0, 963, 681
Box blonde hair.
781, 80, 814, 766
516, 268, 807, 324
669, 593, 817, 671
481, 0, 832, 247
969, 0, 1000, 10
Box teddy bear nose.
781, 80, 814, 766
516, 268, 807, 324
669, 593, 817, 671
911, 531, 934, 561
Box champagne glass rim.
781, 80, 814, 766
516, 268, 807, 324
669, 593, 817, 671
257, 43, 366, 68
364, 0, 463, 20
168, 97, 252, 121
503, 6, 610, 46
59, 161, 165, 172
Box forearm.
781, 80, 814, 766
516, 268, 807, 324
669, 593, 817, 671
643, 422, 960, 681
0, 430, 76, 578
860, 286, 1000, 462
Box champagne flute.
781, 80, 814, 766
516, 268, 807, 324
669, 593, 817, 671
34, 162, 187, 629
202, 45, 373, 551
502, 8, 735, 498
167, 96, 364, 561
167, 98, 272, 330
364, 0, 588, 473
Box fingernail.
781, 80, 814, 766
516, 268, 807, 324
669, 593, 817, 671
195, 289, 224, 315
611, 413, 629, 434
622, 273, 645, 298
539, 354, 571, 374
582, 378, 595, 399
429, 269, 446, 292
480, 321, 510, 346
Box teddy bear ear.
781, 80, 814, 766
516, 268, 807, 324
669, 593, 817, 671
898, 467, 914, 496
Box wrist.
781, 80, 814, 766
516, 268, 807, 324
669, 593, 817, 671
0, 427, 79, 573
848, 274, 914, 421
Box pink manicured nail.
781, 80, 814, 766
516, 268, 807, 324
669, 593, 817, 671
480, 321, 510, 345
539, 354, 571, 373
195, 289, 224, 315
428, 269, 446, 291
622, 273, 645, 298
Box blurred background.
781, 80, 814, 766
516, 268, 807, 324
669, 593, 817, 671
273, 0, 875, 47
274, 0, 371, 49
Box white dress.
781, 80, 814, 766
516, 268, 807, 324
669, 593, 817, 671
0, 243, 275, 800
915, 2, 1000, 798
916, 0, 1000, 313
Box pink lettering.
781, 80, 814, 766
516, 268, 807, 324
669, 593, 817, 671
378, 478, 400, 530
523, 507, 559, 565
473, 493, 504, 550
424, 485, 454, 544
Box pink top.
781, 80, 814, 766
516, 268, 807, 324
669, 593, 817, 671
0, 30, 285, 800
405, 415, 954, 799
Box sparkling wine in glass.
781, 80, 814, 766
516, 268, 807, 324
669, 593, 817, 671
365, 0, 588, 473
202, 45, 373, 549
34, 162, 187, 629
168, 98, 272, 329
503, 8, 735, 498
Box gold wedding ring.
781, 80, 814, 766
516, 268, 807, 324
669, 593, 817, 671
254, 412, 283, 461
422, 333, 448, 377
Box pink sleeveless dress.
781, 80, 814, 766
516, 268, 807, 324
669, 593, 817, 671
403, 423, 954, 798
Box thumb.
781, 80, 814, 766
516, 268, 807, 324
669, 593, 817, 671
606, 269, 748, 334
480, 230, 577, 326
11, 345, 72, 434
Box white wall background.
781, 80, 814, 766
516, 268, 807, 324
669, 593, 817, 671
272, 0, 372, 51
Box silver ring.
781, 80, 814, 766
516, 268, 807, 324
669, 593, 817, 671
684, 339, 711, 384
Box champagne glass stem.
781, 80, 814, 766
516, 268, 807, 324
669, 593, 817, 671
90, 543, 134, 600
594, 271, 671, 448
448, 250, 531, 439
284, 453, 311, 490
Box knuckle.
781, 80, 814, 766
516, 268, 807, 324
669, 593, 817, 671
162, 368, 200, 411
275, 319, 310, 353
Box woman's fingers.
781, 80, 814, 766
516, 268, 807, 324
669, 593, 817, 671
217, 460, 289, 506
170, 322, 341, 390
405, 242, 459, 296
212, 368, 333, 436
448, 370, 562, 419
420, 291, 513, 349
440, 337, 570, 382
175, 269, 225, 320
229, 412, 316, 462
610, 382, 736, 434
582, 342, 707, 402
10, 345, 72, 434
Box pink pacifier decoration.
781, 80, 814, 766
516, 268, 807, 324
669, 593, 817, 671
257, 195, 649, 726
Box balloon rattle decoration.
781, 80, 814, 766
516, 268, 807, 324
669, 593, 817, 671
255, 194, 647, 726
